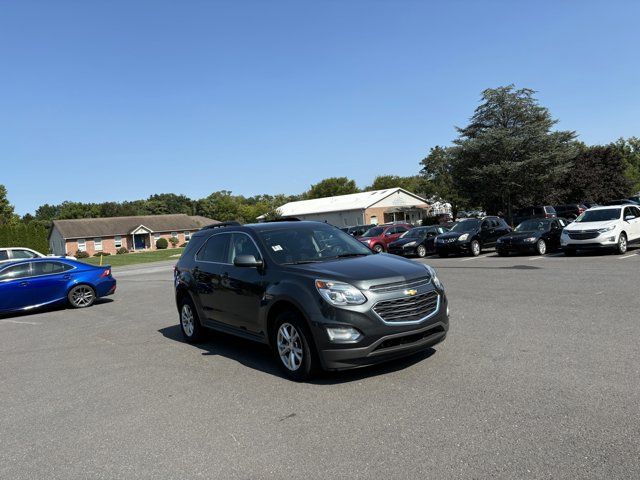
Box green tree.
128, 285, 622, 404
0, 185, 18, 227
616, 137, 640, 193
365, 175, 426, 194
144, 193, 194, 215
565, 143, 632, 203
451, 85, 577, 218
419, 146, 465, 217
305, 177, 359, 199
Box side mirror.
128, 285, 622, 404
233, 254, 263, 268
625, 215, 635, 221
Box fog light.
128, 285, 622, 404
608, 236, 615, 242
326, 326, 362, 343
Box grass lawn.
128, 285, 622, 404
79, 248, 184, 267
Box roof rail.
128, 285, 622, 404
200, 221, 242, 230
263, 217, 301, 223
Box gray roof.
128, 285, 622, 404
52, 214, 218, 239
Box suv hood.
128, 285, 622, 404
564, 220, 617, 232
287, 253, 429, 290
437, 231, 465, 240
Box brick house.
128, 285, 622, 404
49, 214, 217, 256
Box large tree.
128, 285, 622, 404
365, 175, 427, 195
305, 177, 359, 199
451, 85, 577, 218
616, 137, 640, 194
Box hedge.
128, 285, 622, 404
0, 223, 49, 253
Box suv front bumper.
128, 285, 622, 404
315, 295, 449, 370
561, 232, 619, 250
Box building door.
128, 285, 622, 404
134, 234, 146, 250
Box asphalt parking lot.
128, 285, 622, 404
2, 250, 640, 479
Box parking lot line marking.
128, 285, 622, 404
460, 254, 490, 261
0, 319, 41, 325
529, 256, 543, 260
618, 254, 637, 259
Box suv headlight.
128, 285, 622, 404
524, 237, 537, 243
315, 280, 366, 306
404, 241, 417, 247
458, 233, 469, 241
423, 264, 443, 289
597, 225, 615, 233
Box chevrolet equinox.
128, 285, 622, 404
174, 221, 449, 380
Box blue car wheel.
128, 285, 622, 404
68, 284, 96, 308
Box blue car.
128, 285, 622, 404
0, 257, 116, 314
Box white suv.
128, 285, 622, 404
561, 205, 640, 255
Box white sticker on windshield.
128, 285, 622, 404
272, 245, 283, 252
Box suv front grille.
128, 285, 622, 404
373, 291, 439, 323
368, 277, 431, 294
568, 231, 599, 240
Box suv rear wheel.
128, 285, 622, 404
272, 311, 318, 381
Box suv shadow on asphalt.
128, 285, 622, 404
158, 324, 437, 384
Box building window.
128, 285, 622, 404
184, 231, 191, 241
114, 235, 122, 248
77, 239, 86, 252
171, 231, 178, 239
370, 216, 378, 225
94, 238, 102, 251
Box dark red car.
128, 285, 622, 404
357, 223, 413, 253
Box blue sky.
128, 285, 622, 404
1, 0, 639, 215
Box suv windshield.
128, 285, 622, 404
451, 219, 480, 233
256, 224, 372, 265
361, 227, 384, 237
515, 219, 551, 232
575, 209, 621, 223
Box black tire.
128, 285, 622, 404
497, 249, 508, 257
271, 311, 319, 381
67, 284, 96, 308
416, 244, 427, 258
563, 248, 576, 256
616, 233, 628, 255
470, 240, 481, 257
179, 296, 205, 343
536, 239, 547, 255
372, 244, 384, 253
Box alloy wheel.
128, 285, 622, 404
373, 244, 384, 253
537, 240, 547, 255
277, 322, 304, 371
417, 245, 427, 257
70, 285, 95, 307
619, 234, 627, 254
471, 241, 480, 256
181, 304, 195, 337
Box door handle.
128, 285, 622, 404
63, 274, 71, 279
19, 282, 29, 287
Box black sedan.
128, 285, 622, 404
496, 218, 568, 256
388, 226, 449, 258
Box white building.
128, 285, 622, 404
259, 188, 432, 227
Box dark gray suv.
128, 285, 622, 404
174, 221, 449, 380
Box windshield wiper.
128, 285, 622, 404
333, 253, 369, 259
283, 260, 323, 265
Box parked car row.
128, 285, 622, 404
386, 204, 640, 258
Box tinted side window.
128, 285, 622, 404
632, 207, 640, 217
229, 234, 262, 263
32, 261, 72, 276
0, 263, 32, 280
0, 251, 8, 261
196, 234, 230, 263
11, 249, 38, 259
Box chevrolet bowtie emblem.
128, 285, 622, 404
404, 289, 418, 296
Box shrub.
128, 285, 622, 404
169, 236, 179, 247
75, 250, 90, 259
179, 242, 188, 248
93, 251, 111, 257
156, 237, 168, 249
116, 247, 129, 255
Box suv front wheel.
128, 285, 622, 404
470, 240, 481, 256
180, 297, 204, 343
616, 233, 628, 255
272, 311, 318, 381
